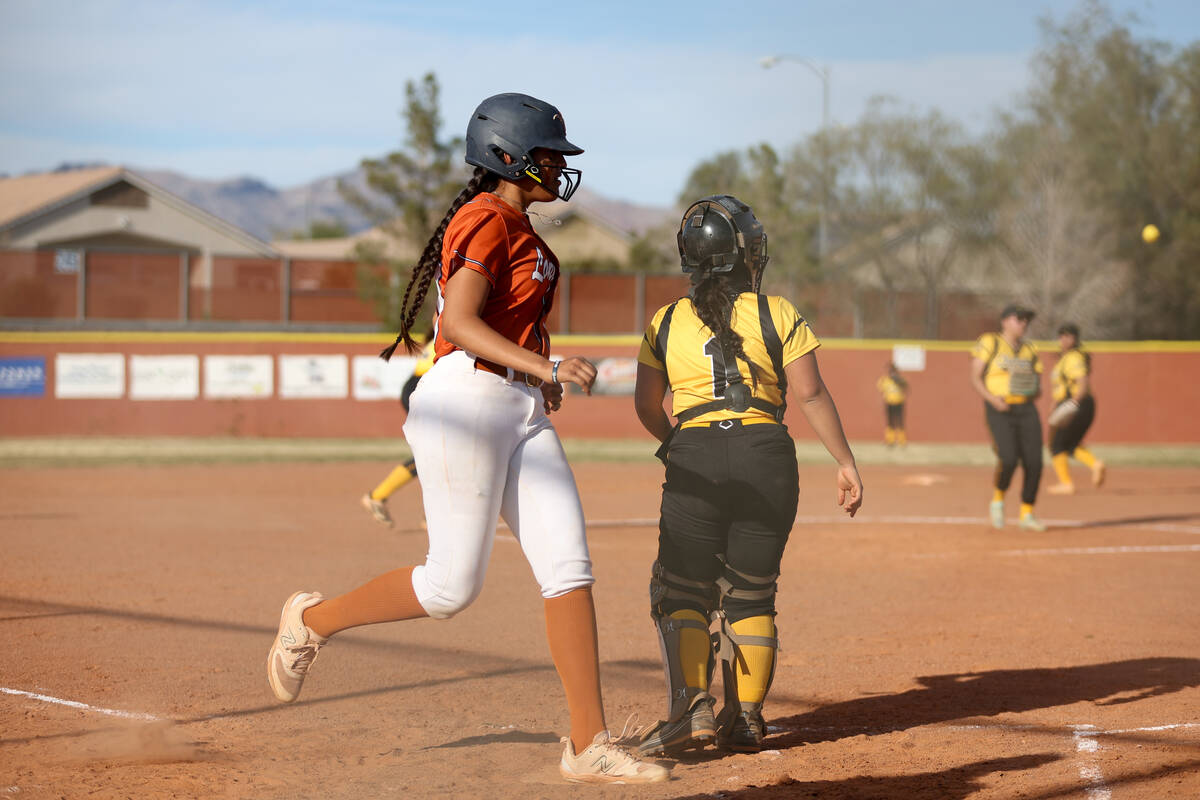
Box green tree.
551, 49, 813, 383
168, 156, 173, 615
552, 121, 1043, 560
288, 220, 349, 240
339, 72, 467, 331
1022, 0, 1200, 337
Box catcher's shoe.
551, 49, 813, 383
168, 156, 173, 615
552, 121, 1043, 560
560, 730, 669, 784
360, 493, 393, 527
717, 708, 766, 753
268, 591, 327, 703
635, 691, 717, 756
1046, 483, 1076, 495
1019, 513, 1047, 533
989, 500, 1005, 529
1091, 461, 1107, 488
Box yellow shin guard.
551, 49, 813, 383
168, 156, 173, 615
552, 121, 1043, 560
728, 615, 777, 706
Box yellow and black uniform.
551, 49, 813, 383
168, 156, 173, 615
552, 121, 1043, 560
1049, 346, 1100, 474
876, 373, 908, 445
368, 338, 438, 509
639, 294, 818, 429
971, 332, 1044, 505
638, 292, 816, 736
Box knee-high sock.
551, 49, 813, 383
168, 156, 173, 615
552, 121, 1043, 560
1052, 453, 1072, 485
1073, 447, 1098, 468
672, 609, 712, 691
302, 566, 428, 638
896, 429, 907, 445
884, 427, 895, 444
730, 615, 776, 706
545, 587, 606, 753
372, 461, 417, 501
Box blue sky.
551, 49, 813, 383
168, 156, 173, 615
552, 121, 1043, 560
2, 0, 1197, 207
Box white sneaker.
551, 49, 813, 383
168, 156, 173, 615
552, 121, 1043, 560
989, 500, 1005, 529
1019, 514, 1047, 533
360, 493, 393, 527
560, 730, 669, 784
267, 591, 327, 702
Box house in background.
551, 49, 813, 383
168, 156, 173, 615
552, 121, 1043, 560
0, 167, 277, 323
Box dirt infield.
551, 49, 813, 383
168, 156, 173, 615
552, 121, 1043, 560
2, 458, 1198, 799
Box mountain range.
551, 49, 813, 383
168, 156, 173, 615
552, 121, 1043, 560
126, 165, 675, 244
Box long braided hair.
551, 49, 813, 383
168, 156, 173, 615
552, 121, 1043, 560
690, 271, 762, 386
380, 167, 501, 360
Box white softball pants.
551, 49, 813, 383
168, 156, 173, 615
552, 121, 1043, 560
402, 350, 594, 619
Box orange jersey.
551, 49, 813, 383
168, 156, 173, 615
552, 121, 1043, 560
433, 192, 559, 361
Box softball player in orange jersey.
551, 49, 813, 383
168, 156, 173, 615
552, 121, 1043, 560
267, 93, 666, 785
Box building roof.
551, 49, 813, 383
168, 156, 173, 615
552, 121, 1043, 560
0, 166, 124, 229
0, 166, 277, 256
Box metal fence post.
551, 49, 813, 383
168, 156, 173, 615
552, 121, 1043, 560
634, 272, 646, 334
77, 248, 87, 321
281, 257, 291, 323
179, 251, 189, 322
559, 271, 571, 334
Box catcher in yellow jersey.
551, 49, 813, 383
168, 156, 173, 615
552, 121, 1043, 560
633, 195, 862, 756
360, 336, 436, 526
969, 304, 1046, 532
1046, 323, 1106, 494
876, 362, 909, 446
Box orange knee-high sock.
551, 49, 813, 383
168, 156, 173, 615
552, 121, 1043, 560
544, 586, 607, 753
302, 566, 428, 638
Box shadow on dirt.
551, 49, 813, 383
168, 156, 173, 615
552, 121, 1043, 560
1063, 511, 1200, 530
668, 753, 1060, 800
423, 729, 560, 750
771, 657, 1200, 749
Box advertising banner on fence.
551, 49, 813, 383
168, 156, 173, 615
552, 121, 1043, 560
280, 355, 348, 399
0, 356, 46, 396
204, 355, 274, 399
352, 355, 416, 401
55, 353, 125, 398
591, 357, 638, 396
130, 355, 200, 400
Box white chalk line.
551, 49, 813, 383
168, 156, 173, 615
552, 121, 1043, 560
1073, 725, 1111, 800
1, 686, 161, 722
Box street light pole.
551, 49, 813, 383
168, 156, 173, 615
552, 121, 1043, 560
760, 54, 830, 275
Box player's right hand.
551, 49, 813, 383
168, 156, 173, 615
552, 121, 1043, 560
988, 396, 1010, 412
550, 356, 597, 395
836, 464, 863, 518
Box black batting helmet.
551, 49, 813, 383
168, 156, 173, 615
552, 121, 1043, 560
465, 93, 584, 200
677, 195, 769, 287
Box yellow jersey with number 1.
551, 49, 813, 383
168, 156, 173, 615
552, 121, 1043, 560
638, 293, 819, 427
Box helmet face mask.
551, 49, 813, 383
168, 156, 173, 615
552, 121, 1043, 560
465, 93, 584, 201
677, 195, 769, 291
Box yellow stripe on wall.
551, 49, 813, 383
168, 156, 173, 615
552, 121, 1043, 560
2, 331, 1199, 353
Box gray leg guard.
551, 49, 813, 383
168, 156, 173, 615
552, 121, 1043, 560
649, 560, 717, 722
713, 566, 780, 751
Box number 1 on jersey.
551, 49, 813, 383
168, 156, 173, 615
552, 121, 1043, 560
703, 337, 727, 399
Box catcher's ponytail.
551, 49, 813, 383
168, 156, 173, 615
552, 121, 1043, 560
690, 274, 761, 386
381, 167, 501, 360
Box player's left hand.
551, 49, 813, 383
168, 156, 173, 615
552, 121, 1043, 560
540, 381, 564, 414
836, 464, 863, 518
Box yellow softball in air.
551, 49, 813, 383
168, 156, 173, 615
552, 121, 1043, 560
1142, 223, 1160, 243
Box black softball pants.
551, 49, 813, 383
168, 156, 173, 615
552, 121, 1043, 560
886, 403, 905, 428
657, 421, 799, 624
985, 402, 1043, 505
1050, 395, 1096, 455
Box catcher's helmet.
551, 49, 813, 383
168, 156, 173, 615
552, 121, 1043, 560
677, 195, 769, 286
465, 93, 583, 200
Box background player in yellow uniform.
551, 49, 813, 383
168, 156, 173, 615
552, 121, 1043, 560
1046, 323, 1106, 494
969, 305, 1046, 532
360, 336, 436, 527
876, 362, 909, 446
632, 195, 862, 757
